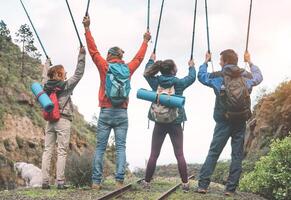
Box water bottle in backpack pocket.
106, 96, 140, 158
149, 85, 178, 123
105, 63, 131, 107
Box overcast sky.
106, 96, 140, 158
1, 0, 291, 171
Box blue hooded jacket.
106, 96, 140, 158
198, 63, 263, 122
144, 59, 196, 124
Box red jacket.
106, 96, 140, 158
85, 30, 148, 108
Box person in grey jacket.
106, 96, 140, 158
41, 47, 86, 190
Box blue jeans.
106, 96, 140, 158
198, 120, 246, 192
92, 108, 128, 184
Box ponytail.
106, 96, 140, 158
144, 60, 162, 77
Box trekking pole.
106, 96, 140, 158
85, 0, 90, 16
147, 0, 150, 32
190, 0, 198, 60
245, 0, 253, 68
65, 0, 84, 47
153, 0, 165, 54
19, 0, 51, 64
205, 0, 214, 72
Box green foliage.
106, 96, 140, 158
211, 160, 230, 185
240, 135, 291, 200
0, 20, 11, 40
15, 24, 40, 59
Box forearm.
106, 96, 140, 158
66, 52, 86, 89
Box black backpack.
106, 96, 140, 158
212, 66, 251, 121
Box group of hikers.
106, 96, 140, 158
39, 14, 263, 197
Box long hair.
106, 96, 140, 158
144, 60, 176, 77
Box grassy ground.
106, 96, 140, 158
0, 177, 266, 200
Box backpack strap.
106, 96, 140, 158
60, 96, 71, 113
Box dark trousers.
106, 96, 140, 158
198, 120, 246, 192
145, 123, 188, 183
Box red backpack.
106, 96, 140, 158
43, 87, 61, 122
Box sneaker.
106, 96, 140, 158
224, 191, 235, 196
141, 180, 150, 191
197, 188, 208, 194
116, 180, 124, 189
42, 183, 50, 190
91, 183, 102, 190
57, 184, 68, 190
181, 182, 190, 193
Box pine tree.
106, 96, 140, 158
15, 24, 41, 79
0, 20, 11, 41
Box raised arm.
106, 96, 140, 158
83, 16, 107, 72
41, 58, 51, 85
198, 52, 217, 88
176, 59, 196, 89
127, 32, 151, 75
244, 52, 263, 87
143, 53, 159, 90
65, 47, 86, 91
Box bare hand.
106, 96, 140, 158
244, 51, 251, 64
205, 52, 211, 63
83, 16, 90, 29
150, 53, 156, 61
79, 46, 86, 54
143, 31, 151, 42
188, 59, 195, 67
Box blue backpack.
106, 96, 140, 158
105, 63, 131, 107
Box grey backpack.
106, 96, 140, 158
149, 85, 178, 123
220, 67, 251, 120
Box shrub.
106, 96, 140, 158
65, 150, 93, 187
211, 160, 230, 185
240, 135, 291, 200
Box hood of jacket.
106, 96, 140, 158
157, 75, 177, 89
222, 64, 245, 78
44, 80, 66, 95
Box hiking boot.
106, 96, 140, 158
91, 183, 102, 190
116, 180, 124, 189
224, 191, 235, 196
57, 183, 68, 190
197, 187, 208, 194
42, 183, 50, 190
181, 182, 190, 193
141, 180, 150, 191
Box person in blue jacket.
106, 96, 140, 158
197, 50, 263, 196
142, 53, 196, 192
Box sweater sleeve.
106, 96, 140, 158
127, 41, 148, 76
143, 59, 158, 90
41, 59, 51, 85
65, 51, 86, 91
85, 30, 107, 73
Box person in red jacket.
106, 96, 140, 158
82, 16, 151, 190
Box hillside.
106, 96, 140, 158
244, 80, 291, 159
0, 35, 115, 189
